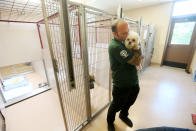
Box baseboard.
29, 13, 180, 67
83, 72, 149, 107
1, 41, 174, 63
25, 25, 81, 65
150, 63, 161, 66
163, 61, 187, 69
5, 86, 51, 108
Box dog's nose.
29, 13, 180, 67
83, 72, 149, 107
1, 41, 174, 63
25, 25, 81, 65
129, 42, 132, 45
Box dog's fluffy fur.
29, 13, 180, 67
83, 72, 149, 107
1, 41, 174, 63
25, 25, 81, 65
125, 31, 139, 50
125, 31, 143, 70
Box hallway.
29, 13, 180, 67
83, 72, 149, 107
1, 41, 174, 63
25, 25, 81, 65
83, 65, 196, 131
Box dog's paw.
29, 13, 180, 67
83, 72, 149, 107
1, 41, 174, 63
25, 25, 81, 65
140, 55, 144, 59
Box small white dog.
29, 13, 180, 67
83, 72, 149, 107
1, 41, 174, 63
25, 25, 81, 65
125, 31, 139, 50
125, 31, 143, 69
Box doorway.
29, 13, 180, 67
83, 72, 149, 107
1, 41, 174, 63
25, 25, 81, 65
163, 17, 196, 68
163, 0, 196, 70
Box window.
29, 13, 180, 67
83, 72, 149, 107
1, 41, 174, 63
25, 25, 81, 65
171, 22, 195, 45
173, 0, 196, 16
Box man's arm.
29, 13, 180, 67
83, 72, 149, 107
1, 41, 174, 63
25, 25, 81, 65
110, 45, 141, 65
127, 49, 142, 66
127, 55, 141, 66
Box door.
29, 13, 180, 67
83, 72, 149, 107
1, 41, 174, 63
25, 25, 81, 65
41, 1, 112, 130
164, 17, 196, 69
41, 1, 90, 131
85, 7, 112, 115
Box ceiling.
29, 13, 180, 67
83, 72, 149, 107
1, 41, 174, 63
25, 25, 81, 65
0, 0, 43, 22
72, 0, 173, 14
0, 0, 173, 23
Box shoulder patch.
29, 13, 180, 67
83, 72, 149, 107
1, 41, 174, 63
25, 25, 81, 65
120, 50, 129, 58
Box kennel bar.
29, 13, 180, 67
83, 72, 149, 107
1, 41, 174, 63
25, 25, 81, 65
37, 24, 44, 49
138, 16, 142, 36
68, 1, 116, 17
0, 88, 6, 103
0, 19, 37, 23
108, 18, 114, 103
59, 0, 76, 90
0, 110, 6, 131
124, 16, 138, 24
84, 5, 112, 118
79, 4, 92, 121
40, 0, 69, 130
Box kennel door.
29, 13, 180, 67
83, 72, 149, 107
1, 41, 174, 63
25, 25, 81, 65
84, 7, 113, 115
41, 1, 91, 130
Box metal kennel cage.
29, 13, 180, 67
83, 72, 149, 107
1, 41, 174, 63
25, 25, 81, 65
0, 110, 5, 131
40, 0, 115, 130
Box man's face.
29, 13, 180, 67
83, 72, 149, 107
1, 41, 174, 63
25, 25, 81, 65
113, 22, 129, 42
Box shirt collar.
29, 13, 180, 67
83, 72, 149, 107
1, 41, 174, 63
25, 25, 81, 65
113, 38, 125, 45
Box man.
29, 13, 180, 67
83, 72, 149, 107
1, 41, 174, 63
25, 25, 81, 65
107, 19, 141, 131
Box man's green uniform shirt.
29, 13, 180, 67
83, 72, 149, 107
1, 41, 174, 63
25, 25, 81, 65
108, 38, 138, 87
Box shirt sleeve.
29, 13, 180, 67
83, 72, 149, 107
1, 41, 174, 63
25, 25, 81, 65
111, 45, 134, 64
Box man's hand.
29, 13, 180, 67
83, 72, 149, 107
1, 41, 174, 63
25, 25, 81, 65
127, 50, 143, 66
132, 49, 142, 57
135, 56, 143, 66
133, 49, 143, 66
127, 55, 140, 66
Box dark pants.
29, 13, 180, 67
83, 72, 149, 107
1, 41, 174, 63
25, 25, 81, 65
107, 84, 140, 124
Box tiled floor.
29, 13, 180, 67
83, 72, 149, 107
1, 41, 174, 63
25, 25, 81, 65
4, 90, 65, 131
3, 65, 196, 131
83, 65, 196, 131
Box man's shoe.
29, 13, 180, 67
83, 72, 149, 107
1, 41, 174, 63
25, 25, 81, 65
119, 114, 133, 127
107, 123, 115, 131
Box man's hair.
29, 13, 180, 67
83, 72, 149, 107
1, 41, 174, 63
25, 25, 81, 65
111, 19, 126, 33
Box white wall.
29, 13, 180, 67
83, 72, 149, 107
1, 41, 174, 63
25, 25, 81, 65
124, 2, 173, 64
39, 24, 56, 90
32, 60, 47, 83
0, 22, 42, 67
0, 22, 57, 89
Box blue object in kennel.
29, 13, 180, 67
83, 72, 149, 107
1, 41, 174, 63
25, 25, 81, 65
194, 70, 196, 82
136, 126, 194, 131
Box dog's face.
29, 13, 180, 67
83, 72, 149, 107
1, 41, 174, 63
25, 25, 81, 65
125, 31, 139, 50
